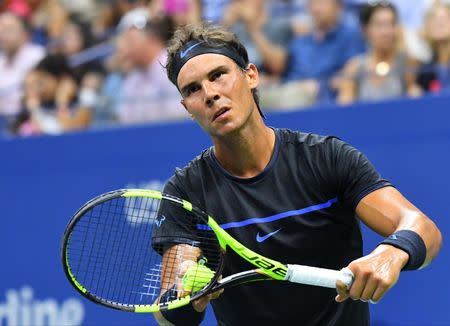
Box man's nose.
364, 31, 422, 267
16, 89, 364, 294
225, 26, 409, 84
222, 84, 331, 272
203, 81, 220, 107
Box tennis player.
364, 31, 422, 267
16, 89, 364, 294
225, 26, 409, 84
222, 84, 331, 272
153, 23, 442, 326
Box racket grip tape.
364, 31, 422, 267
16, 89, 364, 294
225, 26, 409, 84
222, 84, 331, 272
285, 265, 354, 289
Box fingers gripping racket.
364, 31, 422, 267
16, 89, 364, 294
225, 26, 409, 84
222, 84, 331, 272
61, 189, 353, 313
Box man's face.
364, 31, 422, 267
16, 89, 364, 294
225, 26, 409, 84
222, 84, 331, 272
365, 8, 397, 52
307, 0, 341, 28
0, 13, 26, 55
61, 23, 84, 56
24, 70, 58, 102
427, 5, 450, 43
120, 29, 151, 68
177, 54, 259, 138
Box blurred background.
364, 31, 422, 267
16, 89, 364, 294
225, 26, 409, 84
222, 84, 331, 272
1, 0, 450, 134
0, 0, 449, 325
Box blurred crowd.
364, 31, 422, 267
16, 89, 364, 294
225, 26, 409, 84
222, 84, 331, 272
1, 0, 450, 137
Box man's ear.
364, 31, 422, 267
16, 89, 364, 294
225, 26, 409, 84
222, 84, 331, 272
181, 100, 195, 120
245, 63, 259, 90
181, 99, 187, 111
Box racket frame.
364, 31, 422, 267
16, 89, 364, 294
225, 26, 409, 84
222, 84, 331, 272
61, 189, 350, 314
61, 189, 210, 313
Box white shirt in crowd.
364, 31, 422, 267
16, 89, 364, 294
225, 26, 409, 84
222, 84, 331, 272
0, 43, 45, 116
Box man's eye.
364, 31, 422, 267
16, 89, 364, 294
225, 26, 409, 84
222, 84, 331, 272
185, 85, 200, 96
211, 71, 224, 80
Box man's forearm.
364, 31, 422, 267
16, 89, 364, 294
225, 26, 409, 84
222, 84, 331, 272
397, 212, 442, 267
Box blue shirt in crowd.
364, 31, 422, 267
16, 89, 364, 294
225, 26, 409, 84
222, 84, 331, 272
284, 19, 364, 100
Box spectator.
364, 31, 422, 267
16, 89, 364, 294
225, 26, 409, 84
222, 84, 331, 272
53, 18, 106, 127
1, 0, 31, 17
95, 34, 133, 126
245, 0, 365, 109
416, 2, 450, 94
57, 18, 105, 84
0, 12, 45, 116
60, 0, 101, 23
201, 0, 230, 23
93, 0, 149, 41
345, 0, 428, 31
284, 0, 364, 83
26, 0, 69, 47
337, 2, 418, 104
389, 0, 429, 31
222, 0, 294, 70
115, 12, 187, 124
150, 0, 201, 26
379, 0, 436, 64
11, 55, 92, 136
348, 0, 450, 63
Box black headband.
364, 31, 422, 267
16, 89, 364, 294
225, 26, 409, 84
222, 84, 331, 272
169, 40, 247, 86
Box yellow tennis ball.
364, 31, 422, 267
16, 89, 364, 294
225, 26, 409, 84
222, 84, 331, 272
182, 264, 215, 293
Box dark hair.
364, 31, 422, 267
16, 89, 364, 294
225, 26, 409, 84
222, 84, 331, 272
166, 23, 261, 116
145, 15, 175, 45
67, 14, 96, 49
359, 1, 398, 27
35, 54, 73, 78
119, 14, 175, 45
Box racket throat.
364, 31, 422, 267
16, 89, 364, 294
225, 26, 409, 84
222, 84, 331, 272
211, 270, 273, 293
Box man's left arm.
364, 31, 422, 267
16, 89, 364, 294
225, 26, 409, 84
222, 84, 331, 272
336, 186, 442, 303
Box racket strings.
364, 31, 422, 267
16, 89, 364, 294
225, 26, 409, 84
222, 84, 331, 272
66, 195, 222, 307
152, 221, 222, 304
67, 196, 162, 305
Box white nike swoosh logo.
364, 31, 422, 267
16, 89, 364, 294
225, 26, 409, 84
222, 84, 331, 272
180, 42, 203, 58
256, 228, 282, 243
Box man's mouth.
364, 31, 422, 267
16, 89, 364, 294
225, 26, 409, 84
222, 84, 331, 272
212, 107, 230, 121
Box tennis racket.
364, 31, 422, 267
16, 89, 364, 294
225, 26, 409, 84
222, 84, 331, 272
61, 189, 353, 313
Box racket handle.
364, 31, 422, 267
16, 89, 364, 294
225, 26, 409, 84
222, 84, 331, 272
285, 265, 354, 289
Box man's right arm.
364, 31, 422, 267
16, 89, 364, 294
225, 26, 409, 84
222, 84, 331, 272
154, 242, 224, 325
154, 244, 203, 325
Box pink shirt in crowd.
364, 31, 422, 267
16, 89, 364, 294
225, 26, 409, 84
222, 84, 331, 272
117, 50, 187, 124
